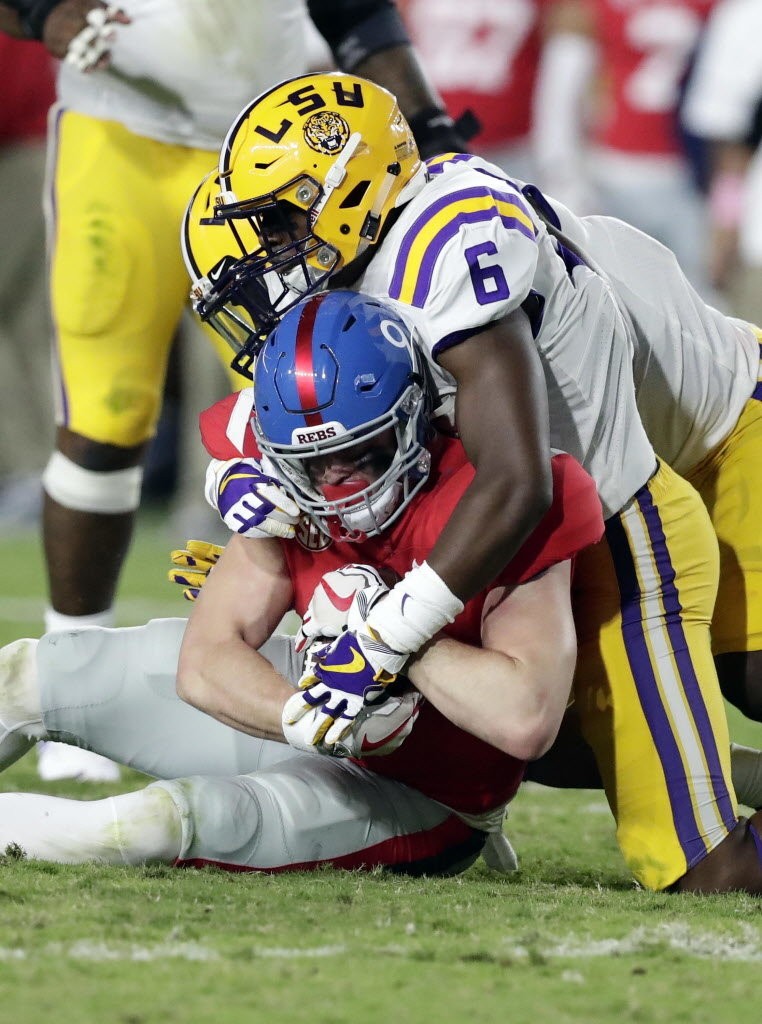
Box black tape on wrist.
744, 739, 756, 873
14, 0, 66, 39
408, 106, 482, 160
328, 6, 410, 71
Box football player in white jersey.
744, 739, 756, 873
527, 197, 762, 722
181, 72, 762, 892
0, 0, 474, 781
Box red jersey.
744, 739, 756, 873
0, 36, 56, 144
592, 0, 715, 155
398, 0, 548, 148
200, 392, 604, 818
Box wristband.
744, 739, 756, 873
365, 560, 464, 655
13, 0, 66, 39
323, 5, 410, 71
407, 105, 481, 159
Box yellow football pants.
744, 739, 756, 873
46, 107, 243, 448
684, 339, 762, 655
572, 460, 738, 891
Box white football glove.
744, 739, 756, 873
204, 456, 300, 540
64, 5, 125, 72
282, 685, 422, 758
295, 564, 390, 655
352, 561, 465, 677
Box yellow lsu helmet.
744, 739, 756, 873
215, 73, 424, 315
181, 170, 281, 375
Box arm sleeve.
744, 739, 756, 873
384, 180, 539, 362
306, 0, 409, 70
199, 390, 260, 461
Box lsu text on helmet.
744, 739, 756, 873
214, 74, 424, 323
181, 170, 281, 376
253, 290, 433, 540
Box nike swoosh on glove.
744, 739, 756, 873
282, 682, 422, 757
204, 457, 300, 539
282, 630, 403, 754
295, 564, 389, 655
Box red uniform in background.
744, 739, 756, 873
398, 0, 551, 179
592, 0, 714, 156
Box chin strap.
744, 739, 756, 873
312, 132, 364, 221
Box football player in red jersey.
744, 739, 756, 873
534, 0, 715, 294
397, 0, 549, 182
0, 292, 603, 874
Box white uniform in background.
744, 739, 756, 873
41, 0, 315, 783
682, 0, 762, 275
56, 0, 311, 148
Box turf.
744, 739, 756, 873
0, 513, 760, 1023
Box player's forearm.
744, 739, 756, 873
428, 466, 551, 602
176, 638, 292, 744
407, 636, 567, 761
175, 535, 294, 742
432, 315, 553, 602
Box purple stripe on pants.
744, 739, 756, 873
605, 509, 706, 867
635, 487, 737, 833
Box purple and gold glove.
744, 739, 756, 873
282, 629, 407, 755
204, 457, 300, 539
282, 644, 421, 759
168, 540, 224, 601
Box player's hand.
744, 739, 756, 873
282, 681, 422, 758
295, 564, 389, 655
205, 457, 300, 540
168, 540, 224, 601
282, 627, 402, 750
41, 2, 130, 68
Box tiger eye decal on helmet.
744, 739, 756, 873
303, 111, 350, 155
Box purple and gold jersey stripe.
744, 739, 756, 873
606, 485, 736, 866
753, 336, 762, 401
388, 185, 536, 308
425, 153, 472, 174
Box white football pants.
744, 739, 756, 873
0, 620, 486, 875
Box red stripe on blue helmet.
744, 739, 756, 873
294, 294, 328, 427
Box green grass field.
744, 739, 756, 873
0, 513, 760, 1024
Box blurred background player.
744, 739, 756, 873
397, 0, 549, 181
0, 34, 56, 526
533, 0, 716, 295
0, 0, 473, 779
682, 0, 762, 320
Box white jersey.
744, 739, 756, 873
682, 0, 762, 266
358, 154, 656, 518
538, 199, 761, 474
57, 0, 311, 150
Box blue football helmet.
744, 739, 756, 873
253, 291, 433, 539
